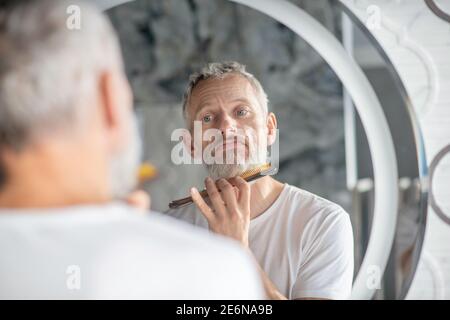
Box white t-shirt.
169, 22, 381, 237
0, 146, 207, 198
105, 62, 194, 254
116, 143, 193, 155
166, 184, 354, 300
0, 204, 264, 299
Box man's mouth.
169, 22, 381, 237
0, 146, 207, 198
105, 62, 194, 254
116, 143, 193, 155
214, 138, 248, 154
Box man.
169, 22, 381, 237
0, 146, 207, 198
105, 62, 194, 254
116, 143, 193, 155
166, 61, 354, 300
0, 0, 264, 299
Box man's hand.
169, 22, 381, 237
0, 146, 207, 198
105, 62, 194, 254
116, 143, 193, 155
125, 190, 151, 211
192, 177, 288, 300
190, 176, 251, 247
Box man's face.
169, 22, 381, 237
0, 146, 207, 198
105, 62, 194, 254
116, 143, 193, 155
186, 74, 273, 179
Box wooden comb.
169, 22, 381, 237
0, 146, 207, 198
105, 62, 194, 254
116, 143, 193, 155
168, 163, 274, 209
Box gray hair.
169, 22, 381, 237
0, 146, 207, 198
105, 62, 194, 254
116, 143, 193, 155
182, 61, 269, 122
0, 0, 122, 150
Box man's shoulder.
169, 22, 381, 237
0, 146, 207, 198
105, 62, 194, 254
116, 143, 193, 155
282, 185, 352, 248
0, 204, 263, 299
103, 205, 232, 252
163, 203, 208, 227
101, 206, 264, 299
286, 185, 346, 215
280, 184, 349, 224
164, 203, 199, 217
0, 203, 235, 255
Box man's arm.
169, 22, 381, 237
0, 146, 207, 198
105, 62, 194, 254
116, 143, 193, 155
291, 210, 354, 300
190, 176, 288, 300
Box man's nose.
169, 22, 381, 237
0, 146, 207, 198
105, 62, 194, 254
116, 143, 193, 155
218, 114, 237, 135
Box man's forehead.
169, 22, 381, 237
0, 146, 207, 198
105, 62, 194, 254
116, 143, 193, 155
191, 74, 255, 103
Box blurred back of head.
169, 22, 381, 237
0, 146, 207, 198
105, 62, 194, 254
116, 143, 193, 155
0, 0, 141, 202
0, 0, 121, 149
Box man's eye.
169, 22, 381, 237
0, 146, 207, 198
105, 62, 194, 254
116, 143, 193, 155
236, 109, 249, 117
202, 115, 212, 123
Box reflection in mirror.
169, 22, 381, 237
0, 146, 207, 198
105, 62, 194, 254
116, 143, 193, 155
106, 0, 426, 299
108, 0, 348, 214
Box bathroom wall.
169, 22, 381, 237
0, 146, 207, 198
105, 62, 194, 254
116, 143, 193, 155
341, 0, 450, 299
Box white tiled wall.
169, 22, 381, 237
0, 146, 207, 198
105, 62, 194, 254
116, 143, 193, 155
341, 0, 450, 299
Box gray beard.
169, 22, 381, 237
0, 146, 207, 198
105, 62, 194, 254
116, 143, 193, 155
109, 113, 142, 199
206, 161, 265, 180
206, 163, 249, 180
206, 145, 267, 180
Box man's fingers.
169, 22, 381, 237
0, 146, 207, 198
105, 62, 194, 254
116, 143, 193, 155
190, 187, 215, 222
126, 190, 151, 211
234, 176, 250, 206
216, 179, 238, 209
227, 178, 241, 198
205, 177, 227, 215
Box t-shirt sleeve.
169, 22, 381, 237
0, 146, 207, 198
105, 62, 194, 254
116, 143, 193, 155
292, 209, 354, 300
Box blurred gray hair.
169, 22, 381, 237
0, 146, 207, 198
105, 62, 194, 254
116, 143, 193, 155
0, 0, 122, 150
182, 61, 269, 122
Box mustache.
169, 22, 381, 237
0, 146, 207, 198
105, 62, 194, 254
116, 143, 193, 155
209, 134, 250, 149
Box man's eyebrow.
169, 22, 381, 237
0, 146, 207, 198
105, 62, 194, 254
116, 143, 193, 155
193, 103, 214, 118
193, 98, 254, 117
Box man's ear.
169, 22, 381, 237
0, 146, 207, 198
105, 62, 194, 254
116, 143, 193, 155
266, 112, 277, 146
98, 70, 128, 152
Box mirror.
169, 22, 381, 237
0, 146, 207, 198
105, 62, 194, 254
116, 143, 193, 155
103, 0, 427, 299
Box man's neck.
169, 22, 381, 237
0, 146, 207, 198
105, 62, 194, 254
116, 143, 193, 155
0, 141, 110, 209
249, 175, 285, 219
